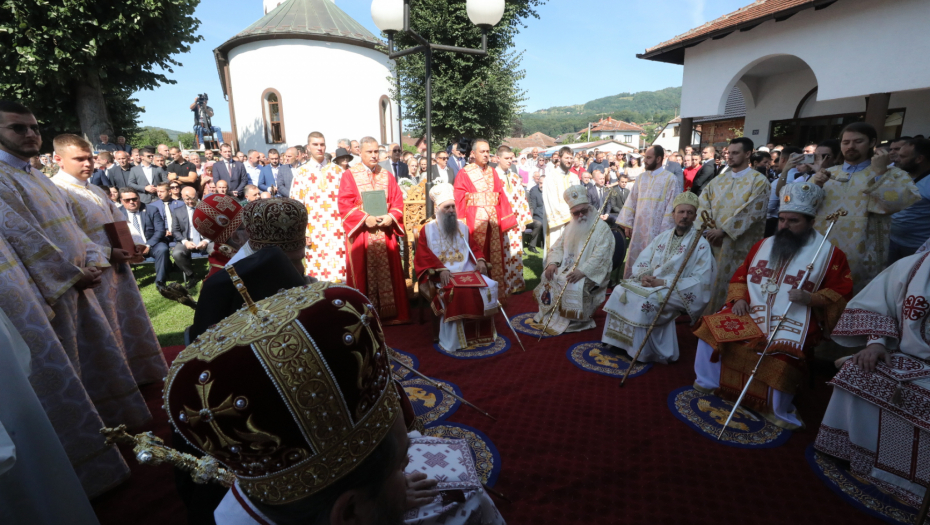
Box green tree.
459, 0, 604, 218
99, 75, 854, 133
0, 0, 202, 149
132, 127, 172, 149
178, 132, 197, 150
388, 0, 543, 147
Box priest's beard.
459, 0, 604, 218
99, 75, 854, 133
439, 209, 459, 237
771, 226, 815, 268
562, 206, 595, 257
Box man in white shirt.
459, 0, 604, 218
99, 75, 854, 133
128, 146, 166, 203
119, 188, 171, 286
244, 150, 262, 186
170, 186, 210, 287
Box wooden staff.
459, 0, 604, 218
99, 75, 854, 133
716, 209, 848, 439
536, 186, 617, 341
619, 209, 717, 387
390, 351, 497, 422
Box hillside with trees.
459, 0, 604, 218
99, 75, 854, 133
516, 86, 682, 139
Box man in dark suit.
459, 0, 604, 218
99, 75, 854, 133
447, 143, 467, 176
212, 143, 248, 197
258, 148, 293, 197
128, 146, 167, 203
107, 150, 132, 190
118, 188, 170, 287
604, 174, 631, 230
90, 151, 112, 188
149, 182, 185, 244
378, 143, 409, 181
526, 173, 546, 253
429, 150, 456, 184
171, 187, 211, 287
690, 146, 719, 196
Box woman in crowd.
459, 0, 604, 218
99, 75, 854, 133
200, 162, 214, 196
623, 155, 644, 183
202, 180, 216, 196
418, 157, 429, 182
108, 186, 120, 204
168, 182, 182, 203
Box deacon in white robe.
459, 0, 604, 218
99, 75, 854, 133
617, 145, 682, 279
603, 192, 715, 363
541, 148, 580, 253
0, 306, 101, 525
533, 185, 615, 335
415, 184, 499, 352
815, 251, 930, 504
51, 137, 167, 386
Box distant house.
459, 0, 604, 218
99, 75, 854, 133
588, 117, 646, 147
637, 0, 929, 149
502, 132, 557, 152
652, 117, 702, 151
541, 139, 638, 157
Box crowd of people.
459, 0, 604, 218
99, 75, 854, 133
3, 90, 930, 525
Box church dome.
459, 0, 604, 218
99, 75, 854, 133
218, 0, 382, 54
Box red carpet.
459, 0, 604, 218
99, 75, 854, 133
92, 292, 883, 524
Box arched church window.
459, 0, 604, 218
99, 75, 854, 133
262, 88, 286, 143
379, 95, 392, 145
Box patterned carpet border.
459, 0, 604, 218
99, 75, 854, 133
400, 377, 461, 426
423, 422, 501, 488
390, 347, 419, 381
667, 386, 791, 449
805, 444, 924, 525
510, 312, 557, 338
565, 341, 652, 380
433, 335, 511, 360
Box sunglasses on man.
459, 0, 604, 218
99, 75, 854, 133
121, 197, 139, 203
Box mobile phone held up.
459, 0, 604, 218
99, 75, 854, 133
802, 153, 815, 165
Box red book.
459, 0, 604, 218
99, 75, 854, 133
104, 221, 144, 263
449, 271, 487, 288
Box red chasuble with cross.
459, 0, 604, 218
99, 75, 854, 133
338, 164, 409, 324
453, 163, 518, 297
694, 234, 853, 409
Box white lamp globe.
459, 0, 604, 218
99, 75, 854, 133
466, 0, 505, 27
371, 0, 404, 33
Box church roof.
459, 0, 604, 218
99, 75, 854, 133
214, 0, 385, 98
637, 0, 836, 65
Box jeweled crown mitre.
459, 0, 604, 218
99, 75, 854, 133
164, 281, 400, 505
779, 182, 824, 217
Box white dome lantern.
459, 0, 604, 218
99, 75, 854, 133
371, 0, 404, 33
466, 0, 505, 28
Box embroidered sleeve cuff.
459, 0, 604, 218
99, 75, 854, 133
726, 283, 749, 304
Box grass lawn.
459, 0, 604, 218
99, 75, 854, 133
134, 258, 209, 347
139, 244, 546, 347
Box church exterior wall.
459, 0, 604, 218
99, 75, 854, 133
228, 39, 397, 152
678, 0, 930, 120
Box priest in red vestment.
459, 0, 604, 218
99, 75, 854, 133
338, 136, 410, 324
692, 182, 853, 429
453, 139, 518, 299
415, 183, 500, 352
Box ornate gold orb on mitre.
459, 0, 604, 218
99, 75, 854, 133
106, 280, 400, 506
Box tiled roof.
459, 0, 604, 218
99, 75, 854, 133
638, 0, 833, 64
590, 117, 644, 133
222, 0, 381, 50
502, 132, 557, 151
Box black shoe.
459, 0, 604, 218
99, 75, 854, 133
156, 281, 167, 292
184, 275, 201, 290
527, 246, 540, 254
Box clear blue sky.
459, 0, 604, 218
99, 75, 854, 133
133, 0, 749, 132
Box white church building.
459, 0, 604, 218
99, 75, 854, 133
214, 0, 399, 153
638, 0, 930, 150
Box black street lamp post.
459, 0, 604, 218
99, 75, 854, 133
372, 0, 504, 217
